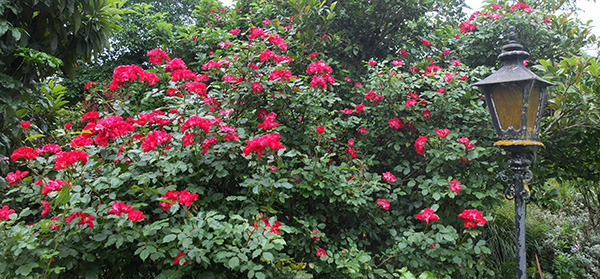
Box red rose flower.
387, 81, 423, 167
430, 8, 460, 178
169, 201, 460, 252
377, 199, 390, 210
416, 208, 439, 224
315, 248, 327, 257
458, 209, 487, 228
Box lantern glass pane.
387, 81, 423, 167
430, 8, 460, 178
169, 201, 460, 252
491, 84, 522, 131
527, 86, 541, 134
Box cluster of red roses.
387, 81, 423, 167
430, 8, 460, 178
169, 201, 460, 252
107, 201, 145, 222
159, 190, 199, 211
242, 133, 286, 157
305, 61, 335, 89
109, 64, 159, 90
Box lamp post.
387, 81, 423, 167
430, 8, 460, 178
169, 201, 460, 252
472, 28, 555, 279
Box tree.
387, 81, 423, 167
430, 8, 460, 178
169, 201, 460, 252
0, 0, 124, 160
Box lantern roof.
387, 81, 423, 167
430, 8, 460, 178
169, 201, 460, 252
471, 28, 555, 88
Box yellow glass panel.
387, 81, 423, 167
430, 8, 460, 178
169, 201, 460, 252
492, 84, 522, 131
527, 87, 541, 133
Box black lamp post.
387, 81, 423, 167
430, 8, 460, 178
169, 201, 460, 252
472, 28, 555, 279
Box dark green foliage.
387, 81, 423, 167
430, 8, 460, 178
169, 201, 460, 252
0, 0, 124, 162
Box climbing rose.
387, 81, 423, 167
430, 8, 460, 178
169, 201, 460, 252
399, 49, 408, 57
5, 170, 29, 186
201, 137, 218, 154
509, 2, 530, 12
457, 136, 475, 150
382, 172, 396, 182
368, 60, 377, 65
147, 48, 171, 64
251, 82, 263, 93
218, 41, 231, 48
260, 217, 282, 234
311, 229, 319, 240
405, 99, 417, 108
127, 210, 145, 222
392, 59, 404, 66
54, 150, 89, 170
306, 61, 332, 75
458, 209, 487, 228
37, 144, 62, 154
315, 126, 325, 134
340, 108, 353, 114
107, 201, 134, 216
459, 22, 477, 33
443, 73, 454, 81
436, 129, 450, 138
377, 199, 390, 210
41, 201, 50, 217
416, 208, 439, 224
65, 212, 94, 228
450, 179, 462, 194
257, 112, 280, 130
181, 116, 222, 133
179, 190, 199, 206
414, 136, 427, 155
355, 103, 365, 113
10, 147, 38, 161
174, 252, 188, 265
420, 39, 432, 48
82, 111, 100, 122
141, 131, 172, 152
0, 205, 16, 220
160, 190, 180, 211
358, 127, 369, 133
39, 179, 69, 195
316, 248, 327, 257
20, 121, 31, 128
389, 118, 404, 129
243, 133, 285, 157
423, 110, 431, 118
84, 81, 97, 89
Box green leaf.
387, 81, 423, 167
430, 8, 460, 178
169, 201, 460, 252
417, 271, 436, 279
15, 262, 37, 276
228, 257, 240, 269
262, 252, 273, 261
24, 134, 45, 141
140, 249, 150, 261
358, 254, 371, 263
55, 184, 71, 206
163, 234, 177, 243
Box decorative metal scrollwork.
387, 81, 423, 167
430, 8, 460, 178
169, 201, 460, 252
521, 188, 530, 200
500, 156, 532, 201
523, 169, 533, 183
499, 170, 511, 183
504, 184, 515, 200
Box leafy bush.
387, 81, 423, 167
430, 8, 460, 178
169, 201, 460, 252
0, 3, 508, 277
2, 0, 597, 278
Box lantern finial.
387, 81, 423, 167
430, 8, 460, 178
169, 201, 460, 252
498, 27, 529, 63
